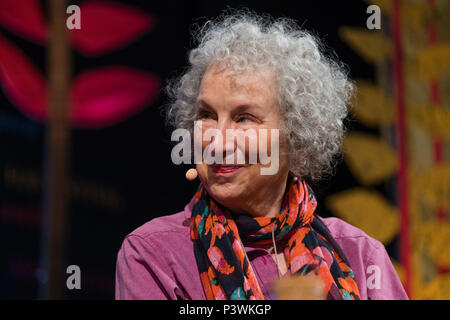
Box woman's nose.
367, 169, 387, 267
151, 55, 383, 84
210, 119, 236, 158
216, 118, 231, 137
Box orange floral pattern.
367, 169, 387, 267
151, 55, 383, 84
190, 178, 360, 300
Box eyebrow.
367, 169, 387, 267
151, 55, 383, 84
197, 99, 214, 111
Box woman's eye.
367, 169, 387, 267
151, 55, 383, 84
198, 111, 213, 120
236, 115, 251, 123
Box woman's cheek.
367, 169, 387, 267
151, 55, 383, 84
196, 162, 209, 185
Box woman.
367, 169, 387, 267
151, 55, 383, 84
115, 12, 408, 300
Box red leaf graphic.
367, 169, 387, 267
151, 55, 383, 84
70, 1, 155, 56
71, 66, 160, 128
0, 34, 47, 121
0, 0, 47, 43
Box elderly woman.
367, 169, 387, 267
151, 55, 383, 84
115, 12, 407, 300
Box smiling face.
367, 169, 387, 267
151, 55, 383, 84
195, 63, 290, 217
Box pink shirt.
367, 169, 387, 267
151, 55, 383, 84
115, 196, 408, 300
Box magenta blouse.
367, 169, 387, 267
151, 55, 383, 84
115, 196, 408, 300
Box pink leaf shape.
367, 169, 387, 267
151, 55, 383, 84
70, 1, 155, 56
0, 0, 47, 43
0, 34, 47, 121
71, 66, 160, 128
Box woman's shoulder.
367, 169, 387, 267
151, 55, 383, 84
321, 216, 383, 251
319, 216, 384, 283
126, 208, 191, 243
320, 216, 408, 299
115, 207, 199, 300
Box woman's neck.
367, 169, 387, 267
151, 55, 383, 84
230, 172, 291, 218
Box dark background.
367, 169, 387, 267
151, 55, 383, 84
0, 0, 381, 299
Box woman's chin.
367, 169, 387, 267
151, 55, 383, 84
206, 182, 246, 207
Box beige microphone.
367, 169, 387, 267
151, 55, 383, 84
185, 168, 198, 181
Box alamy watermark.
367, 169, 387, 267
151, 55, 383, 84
366, 5, 381, 30
66, 264, 81, 290
66, 5, 81, 30
366, 264, 381, 290
171, 121, 280, 175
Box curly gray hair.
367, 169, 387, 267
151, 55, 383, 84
166, 11, 353, 181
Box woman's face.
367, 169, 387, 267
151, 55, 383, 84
195, 63, 290, 215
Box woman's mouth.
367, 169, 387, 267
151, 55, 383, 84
210, 165, 245, 174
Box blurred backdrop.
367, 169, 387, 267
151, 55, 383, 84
0, 0, 449, 299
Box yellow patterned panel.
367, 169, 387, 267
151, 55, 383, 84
415, 164, 450, 210
417, 45, 450, 80
352, 81, 395, 127
421, 275, 450, 300
409, 104, 450, 139
416, 221, 450, 267
337, 0, 450, 300
364, 0, 391, 13
339, 27, 391, 64
326, 188, 399, 244
366, 0, 440, 31
343, 133, 398, 185
403, 3, 432, 30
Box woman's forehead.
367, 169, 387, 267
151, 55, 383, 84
199, 63, 277, 100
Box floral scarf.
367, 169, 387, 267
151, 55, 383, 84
190, 178, 360, 300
